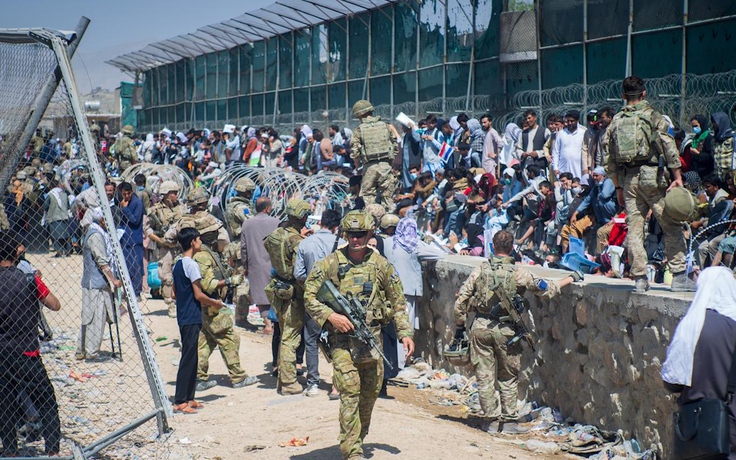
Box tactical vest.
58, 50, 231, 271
264, 227, 302, 281
149, 203, 184, 237
475, 257, 517, 315
226, 198, 251, 238
359, 118, 393, 163
197, 244, 229, 300
323, 249, 394, 326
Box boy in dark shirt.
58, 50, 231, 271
172, 227, 229, 413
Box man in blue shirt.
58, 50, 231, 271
571, 166, 617, 254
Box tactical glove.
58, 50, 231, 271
570, 270, 585, 282
226, 274, 244, 287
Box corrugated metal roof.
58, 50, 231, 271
107, 0, 397, 74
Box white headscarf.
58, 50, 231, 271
662, 267, 736, 386
500, 123, 522, 166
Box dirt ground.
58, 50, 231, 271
142, 298, 570, 460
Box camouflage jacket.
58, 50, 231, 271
304, 247, 412, 340
114, 137, 137, 168
145, 202, 185, 240
193, 244, 231, 313
225, 196, 252, 239
350, 115, 399, 164
264, 226, 303, 282
453, 256, 562, 325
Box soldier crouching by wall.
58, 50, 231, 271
452, 230, 582, 432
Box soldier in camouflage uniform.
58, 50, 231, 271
304, 210, 415, 460
350, 100, 399, 212
602, 76, 693, 293
30, 129, 45, 158
225, 176, 255, 240
188, 216, 259, 391
264, 198, 311, 395
452, 230, 580, 432
113, 125, 138, 173
145, 181, 186, 317
223, 242, 251, 328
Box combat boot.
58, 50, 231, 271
671, 272, 696, 292
634, 277, 649, 293
280, 382, 303, 395
167, 304, 177, 318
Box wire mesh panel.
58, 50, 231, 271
0, 29, 169, 458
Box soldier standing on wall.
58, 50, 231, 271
451, 230, 581, 433
350, 100, 399, 212
304, 210, 414, 460
603, 76, 695, 293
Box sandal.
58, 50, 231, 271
188, 400, 205, 409
173, 403, 198, 414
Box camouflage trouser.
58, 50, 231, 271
330, 336, 383, 460
277, 299, 304, 386
197, 309, 247, 384
233, 279, 251, 328
470, 318, 522, 420
360, 161, 396, 212
158, 248, 176, 314
623, 168, 686, 278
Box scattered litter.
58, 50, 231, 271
279, 437, 309, 447
525, 440, 561, 454
179, 438, 191, 444
155, 336, 167, 342
244, 444, 267, 452
68, 371, 88, 383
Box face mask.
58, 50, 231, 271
572, 187, 582, 195
137, 186, 145, 192
504, 178, 512, 185
409, 173, 417, 181
692, 126, 702, 135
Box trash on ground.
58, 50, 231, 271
279, 437, 309, 447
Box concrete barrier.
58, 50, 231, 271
415, 255, 694, 455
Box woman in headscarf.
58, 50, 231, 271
466, 118, 486, 168
500, 123, 522, 167
688, 114, 715, 179
662, 267, 736, 457
141, 133, 156, 163
242, 127, 258, 163
711, 112, 734, 182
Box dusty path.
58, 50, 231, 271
143, 298, 566, 460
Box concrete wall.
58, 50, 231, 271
415, 255, 693, 456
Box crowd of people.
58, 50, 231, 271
3, 74, 736, 458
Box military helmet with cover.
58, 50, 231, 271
662, 187, 697, 222
352, 99, 375, 119
121, 125, 135, 135
159, 180, 180, 195
285, 198, 311, 219
186, 186, 210, 206
234, 176, 256, 193
380, 213, 400, 230
341, 210, 375, 233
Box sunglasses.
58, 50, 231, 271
347, 231, 368, 238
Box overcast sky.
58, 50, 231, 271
1, 0, 273, 92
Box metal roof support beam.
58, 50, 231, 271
228, 17, 273, 40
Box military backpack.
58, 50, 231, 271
611, 105, 662, 165
359, 118, 394, 163
264, 227, 298, 281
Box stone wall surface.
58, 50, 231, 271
415, 255, 694, 456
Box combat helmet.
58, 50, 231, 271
341, 210, 375, 233
380, 213, 400, 230
662, 187, 697, 222
31, 158, 41, 168
195, 213, 223, 235
186, 186, 210, 206
285, 198, 311, 219
159, 180, 180, 195
121, 125, 135, 136
364, 203, 386, 222
352, 100, 375, 119
234, 176, 256, 193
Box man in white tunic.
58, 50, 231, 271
552, 110, 588, 181
76, 209, 121, 360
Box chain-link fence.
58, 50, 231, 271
0, 25, 169, 459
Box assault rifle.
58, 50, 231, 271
498, 294, 536, 351
316, 280, 393, 370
